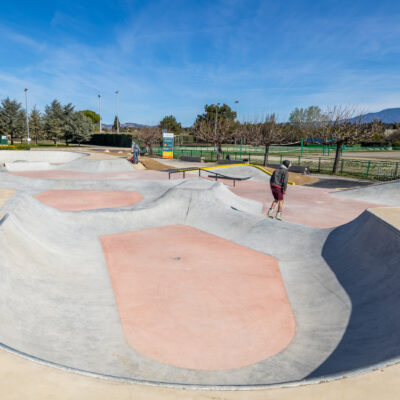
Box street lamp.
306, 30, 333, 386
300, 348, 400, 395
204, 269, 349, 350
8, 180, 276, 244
98, 94, 102, 132
115, 90, 120, 134
234, 100, 239, 119
24, 88, 30, 143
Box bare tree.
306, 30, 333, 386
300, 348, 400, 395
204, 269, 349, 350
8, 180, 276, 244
138, 127, 162, 155
241, 114, 283, 166
193, 117, 236, 160
326, 106, 385, 173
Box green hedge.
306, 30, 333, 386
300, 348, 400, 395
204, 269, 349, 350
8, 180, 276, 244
88, 133, 132, 147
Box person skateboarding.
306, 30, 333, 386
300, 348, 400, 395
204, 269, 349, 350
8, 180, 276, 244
267, 160, 291, 220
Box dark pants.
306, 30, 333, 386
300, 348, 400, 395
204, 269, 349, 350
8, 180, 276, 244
271, 185, 284, 201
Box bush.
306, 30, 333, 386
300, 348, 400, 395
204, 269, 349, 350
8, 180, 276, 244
0, 143, 31, 150
392, 141, 400, 148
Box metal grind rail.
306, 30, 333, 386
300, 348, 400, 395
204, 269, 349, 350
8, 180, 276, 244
167, 168, 251, 187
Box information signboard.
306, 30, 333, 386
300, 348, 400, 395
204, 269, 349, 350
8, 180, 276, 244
162, 132, 174, 159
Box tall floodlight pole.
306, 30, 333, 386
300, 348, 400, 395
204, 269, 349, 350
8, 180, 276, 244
115, 90, 120, 134
98, 94, 102, 132
234, 100, 239, 119
24, 88, 30, 143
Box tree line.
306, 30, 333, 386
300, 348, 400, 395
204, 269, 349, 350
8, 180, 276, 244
156, 104, 386, 174
0, 97, 94, 146
0, 95, 388, 174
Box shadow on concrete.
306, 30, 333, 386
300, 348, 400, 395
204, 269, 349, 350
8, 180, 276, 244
305, 179, 374, 189
307, 211, 400, 378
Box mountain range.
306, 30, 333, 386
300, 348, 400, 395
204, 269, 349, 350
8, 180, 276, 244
356, 108, 400, 123
101, 122, 151, 130
101, 108, 400, 129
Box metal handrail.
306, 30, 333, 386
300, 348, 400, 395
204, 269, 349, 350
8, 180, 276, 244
168, 168, 250, 187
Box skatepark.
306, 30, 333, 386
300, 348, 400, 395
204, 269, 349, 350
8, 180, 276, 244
0, 150, 399, 398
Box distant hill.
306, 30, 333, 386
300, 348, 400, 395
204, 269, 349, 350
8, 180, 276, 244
101, 122, 152, 130
357, 108, 400, 123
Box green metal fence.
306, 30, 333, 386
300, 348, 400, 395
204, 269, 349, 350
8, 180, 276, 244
154, 144, 400, 156
152, 146, 400, 180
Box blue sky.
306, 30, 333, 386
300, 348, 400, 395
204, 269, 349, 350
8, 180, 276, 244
0, 0, 399, 126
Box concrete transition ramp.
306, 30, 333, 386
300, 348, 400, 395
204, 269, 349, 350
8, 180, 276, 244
333, 179, 400, 206
0, 177, 399, 388
0, 150, 86, 164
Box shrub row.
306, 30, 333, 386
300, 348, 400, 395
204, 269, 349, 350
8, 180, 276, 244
0, 144, 31, 150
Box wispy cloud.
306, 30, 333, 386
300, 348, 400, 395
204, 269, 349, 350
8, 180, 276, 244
0, 1, 400, 125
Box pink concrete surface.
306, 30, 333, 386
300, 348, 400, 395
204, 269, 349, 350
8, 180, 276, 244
100, 225, 296, 370
13, 169, 386, 228
230, 180, 385, 228
34, 190, 143, 211
10, 170, 168, 180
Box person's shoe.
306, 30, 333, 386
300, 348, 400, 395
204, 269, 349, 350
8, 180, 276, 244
267, 208, 274, 218
275, 212, 282, 221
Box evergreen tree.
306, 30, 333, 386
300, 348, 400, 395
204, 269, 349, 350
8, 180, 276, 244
112, 116, 120, 132
80, 110, 100, 125
61, 103, 76, 145
195, 104, 236, 125
0, 97, 26, 144
72, 112, 93, 145
43, 100, 64, 145
29, 106, 44, 145
160, 115, 182, 133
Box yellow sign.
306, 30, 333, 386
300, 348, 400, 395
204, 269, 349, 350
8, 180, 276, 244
162, 132, 174, 159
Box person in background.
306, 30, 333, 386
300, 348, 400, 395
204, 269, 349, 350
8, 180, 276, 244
133, 144, 140, 164
267, 160, 291, 221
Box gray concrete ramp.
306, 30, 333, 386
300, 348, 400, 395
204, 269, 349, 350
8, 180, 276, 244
309, 210, 400, 378
0, 150, 86, 163
0, 168, 399, 387
333, 180, 400, 206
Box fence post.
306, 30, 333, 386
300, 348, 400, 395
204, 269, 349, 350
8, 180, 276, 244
395, 162, 399, 178
280, 155, 283, 164
366, 161, 371, 178
340, 159, 344, 173
298, 156, 301, 166
301, 139, 303, 156
318, 157, 321, 172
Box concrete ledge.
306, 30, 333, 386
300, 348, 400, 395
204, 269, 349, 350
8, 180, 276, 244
267, 163, 310, 175
180, 156, 205, 163
217, 160, 245, 165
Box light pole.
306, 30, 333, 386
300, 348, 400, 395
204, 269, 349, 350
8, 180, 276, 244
98, 94, 102, 132
234, 100, 239, 119
115, 90, 120, 134
24, 88, 30, 143
214, 102, 220, 152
